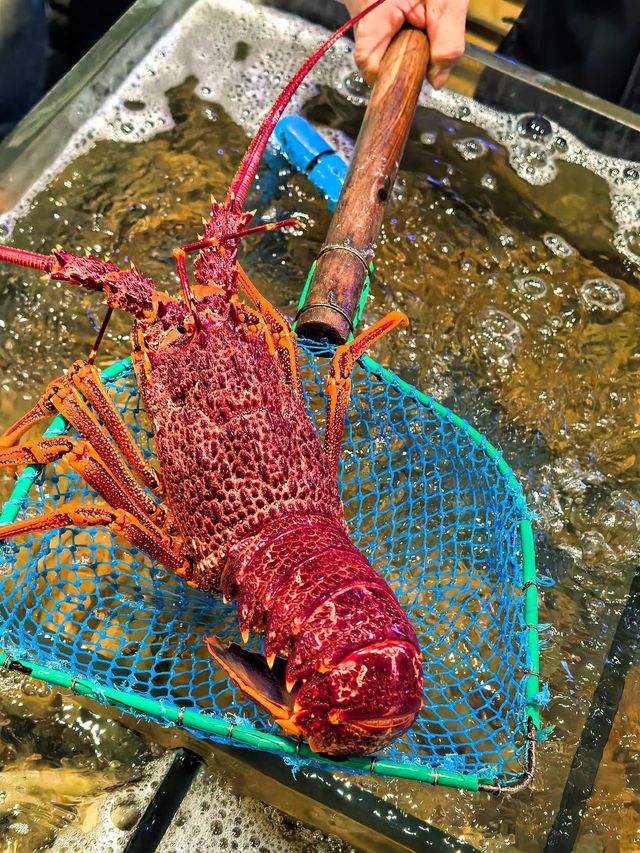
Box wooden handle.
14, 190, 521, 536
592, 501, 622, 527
295, 27, 429, 343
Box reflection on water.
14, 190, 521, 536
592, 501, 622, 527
0, 672, 160, 851
0, 7, 639, 850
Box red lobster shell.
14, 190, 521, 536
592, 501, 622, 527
0, 0, 423, 755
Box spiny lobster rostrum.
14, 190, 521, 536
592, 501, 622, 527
0, 1, 423, 755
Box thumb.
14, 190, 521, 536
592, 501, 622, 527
352, 4, 409, 84
425, 0, 469, 88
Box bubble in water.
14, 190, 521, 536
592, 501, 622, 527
509, 141, 557, 185
516, 113, 553, 142
452, 137, 489, 160
625, 226, 640, 255
543, 233, 575, 257
580, 278, 625, 313
613, 223, 640, 264
474, 306, 524, 361
523, 146, 549, 169
110, 803, 141, 831
341, 71, 369, 104
480, 172, 497, 191
499, 232, 518, 248
420, 131, 437, 146
515, 275, 548, 298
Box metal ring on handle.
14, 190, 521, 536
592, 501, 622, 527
294, 301, 355, 336
317, 242, 371, 274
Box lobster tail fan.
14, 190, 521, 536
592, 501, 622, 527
226, 0, 389, 210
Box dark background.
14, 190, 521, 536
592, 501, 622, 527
1, 0, 638, 148
0, 0, 136, 139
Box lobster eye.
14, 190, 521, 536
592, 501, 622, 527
176, 324, 187, 334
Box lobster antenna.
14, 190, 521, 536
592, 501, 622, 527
227, 0, 390, 210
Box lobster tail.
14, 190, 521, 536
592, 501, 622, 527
227, 0, 390, 209
211, 513, 423, 755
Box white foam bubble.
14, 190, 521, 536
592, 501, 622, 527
580, 278, 626, 312
155, 764, 346, 853
452, 137, 489, 160
1, 0, 639, 273
0, 0, 355, 236
425, 87, 640, 268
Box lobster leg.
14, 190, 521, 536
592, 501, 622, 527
66, 361, 163, 495
324, 311, 409, 475
0, 371, 163, 519
0, 437, 168, 530
236, 264, 302, 396
0, 398, 53, 447
0, 503, 187, 572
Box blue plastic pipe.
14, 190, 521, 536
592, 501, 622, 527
273, 115, 348, 211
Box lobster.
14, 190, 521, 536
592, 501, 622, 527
0, 0, 423, 756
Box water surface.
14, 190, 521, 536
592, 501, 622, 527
0, 1, 639, 849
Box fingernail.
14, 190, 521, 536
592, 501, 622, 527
362, 63, 379, 86
433, 68, 450, 89
428, 65, 450, 90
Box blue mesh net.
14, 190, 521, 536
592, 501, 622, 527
0, 339, 536, 784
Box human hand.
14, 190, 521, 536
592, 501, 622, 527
345, 0, 468, 88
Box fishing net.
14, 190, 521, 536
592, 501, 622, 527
0, 340, 541, 790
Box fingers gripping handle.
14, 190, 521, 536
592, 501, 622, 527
295, 28, 430, 344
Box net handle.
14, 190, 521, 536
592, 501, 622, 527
295, 27, 429, 343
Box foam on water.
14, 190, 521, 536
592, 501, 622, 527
424, 93, 640, 267
155, 766, 348, 853
49, 757, 348, 853
0, 0, 354, 234
1, 0, 639, 269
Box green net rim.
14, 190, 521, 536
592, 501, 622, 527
0, 354, 539, 791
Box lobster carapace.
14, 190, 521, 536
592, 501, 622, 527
0, 0, 423, 755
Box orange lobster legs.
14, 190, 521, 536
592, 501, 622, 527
236, 264, 303, 396
0, 360, 163, 496
0, 504, 186, 573
0, 437, 163, 529
324, 311, 409, 475
0, 364, 187, 575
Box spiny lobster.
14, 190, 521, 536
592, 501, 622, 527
0, 0, 423, 756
